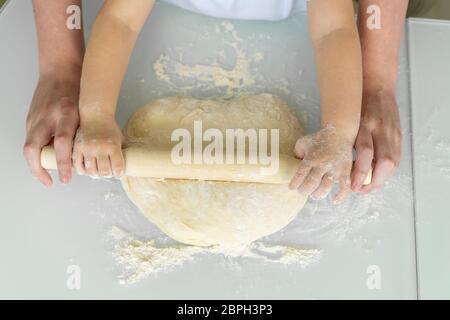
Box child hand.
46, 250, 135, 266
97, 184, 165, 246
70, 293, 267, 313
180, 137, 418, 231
289, 126, 354, 204
73, 119, 124, 178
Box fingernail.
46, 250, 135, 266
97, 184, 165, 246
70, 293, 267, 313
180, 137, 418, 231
61, 174, 70, 184
332, 197, 342, 205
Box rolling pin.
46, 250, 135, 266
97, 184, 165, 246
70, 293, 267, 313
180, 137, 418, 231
40, 146, 372, 185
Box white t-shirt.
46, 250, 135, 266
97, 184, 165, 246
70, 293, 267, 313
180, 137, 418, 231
160, 0, 307, 21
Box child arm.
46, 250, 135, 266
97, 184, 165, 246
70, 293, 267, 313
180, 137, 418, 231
289, 0, 362, 203
308, 0, 362, 140
74, 0, 155, 177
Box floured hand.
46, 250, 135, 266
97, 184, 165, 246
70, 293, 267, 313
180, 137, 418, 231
73, 119, 124, 178
289, 126, 353, 204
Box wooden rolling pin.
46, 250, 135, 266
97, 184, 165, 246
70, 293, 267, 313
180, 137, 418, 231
40, 146, 372, 185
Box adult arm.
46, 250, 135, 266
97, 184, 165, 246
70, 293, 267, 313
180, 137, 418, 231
24, 0, 84, 186
352, 0, 408, 193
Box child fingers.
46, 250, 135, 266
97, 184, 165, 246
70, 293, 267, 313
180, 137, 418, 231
333, 175, 351, 205
297, 167, 325, 196
289, 161, 311, 190
110, 151, 125, 177
83, 154, 98, 177
310, 173, 335, 200
293, 137, 309, 159
97, 154, 113, 177
73, 150, 85, 175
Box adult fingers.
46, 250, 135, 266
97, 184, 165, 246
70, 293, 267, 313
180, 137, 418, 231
393, 129, 403, 166
23, 122, 53, 187
360, 156, 396, 194
360, 132, 397, 193
351, 128, 374, 192
54, 117, 78, 184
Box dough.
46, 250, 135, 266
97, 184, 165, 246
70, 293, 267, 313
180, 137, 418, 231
121, 94, 307, 247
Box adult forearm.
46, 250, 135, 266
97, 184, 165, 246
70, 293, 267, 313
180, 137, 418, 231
32, 0, 85, 78
358, 0, 408, 94
313, 28, 363, 141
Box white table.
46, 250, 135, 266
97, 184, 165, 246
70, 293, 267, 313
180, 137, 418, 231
408, 18, 450, 300
0, 0, 446, 299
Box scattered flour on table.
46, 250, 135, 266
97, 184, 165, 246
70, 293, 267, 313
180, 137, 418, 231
94, 19, 415, 284
94, 154, 411, 285
301, 173, 409, 243
110, 226, 321, 285
415, 106, 450, 177
153, 21, 265, 97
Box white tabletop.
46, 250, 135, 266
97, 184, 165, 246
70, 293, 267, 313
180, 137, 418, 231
0, 0, 444, 299
408, 18, 450, 300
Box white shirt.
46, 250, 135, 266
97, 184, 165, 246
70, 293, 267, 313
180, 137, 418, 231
160, 0, 307, 21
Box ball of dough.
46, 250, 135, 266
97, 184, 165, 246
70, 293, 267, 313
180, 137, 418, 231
121, 94, 306, 247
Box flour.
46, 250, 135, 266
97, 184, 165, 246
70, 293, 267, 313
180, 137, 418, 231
153, 21, 262, 97
151, 19, 297, 100
111, 228, 204, 285
93, 167, 408, 284
110, 226, 321, 285
94, 17, 412, 285
414, 105, 450, 177
417, 133, 450, 175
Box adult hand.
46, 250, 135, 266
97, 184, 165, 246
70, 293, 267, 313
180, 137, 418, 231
24, 75, 80, 186
351, 91, 402, 193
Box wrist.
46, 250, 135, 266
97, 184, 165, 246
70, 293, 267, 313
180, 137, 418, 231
362, 88, 398, 111
362, 80, 396, 99
39, 60, 82, 85
79, 109, 115, 126
320, 123, 357, 146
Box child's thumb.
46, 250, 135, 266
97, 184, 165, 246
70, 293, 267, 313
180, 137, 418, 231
293, 137, 309, 159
